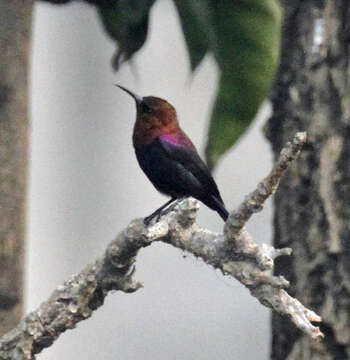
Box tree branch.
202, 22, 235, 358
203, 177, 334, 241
0, 132, 323, 360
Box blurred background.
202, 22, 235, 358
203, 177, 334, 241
27, 1, 273, 359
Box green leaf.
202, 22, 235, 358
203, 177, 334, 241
95, 0, 281, 168
96, 0, 156, 70
173, 0, 212, 71
205, 0, 282, 169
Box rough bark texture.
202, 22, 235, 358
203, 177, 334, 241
0, 1, 33, 335
0, 134, 322, 359
266, 1, 350, 359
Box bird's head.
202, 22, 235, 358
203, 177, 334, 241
116, 85, 178, 131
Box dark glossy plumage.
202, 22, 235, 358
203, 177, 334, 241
117, 85, 229, 223
135, 137, 228, 221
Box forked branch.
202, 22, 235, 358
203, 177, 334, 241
0, 132, 323, 360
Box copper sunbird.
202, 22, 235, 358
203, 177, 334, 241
117, 85, 228, 225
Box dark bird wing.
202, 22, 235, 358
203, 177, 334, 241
135, 137, 228, 220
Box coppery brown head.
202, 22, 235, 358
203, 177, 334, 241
116, 85, 178, 130
117, 85, 180, 147
138, 96, 177, 130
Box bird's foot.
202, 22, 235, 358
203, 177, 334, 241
159, 200, 180, 217
143, 214, 155, 226
143, 198, 186, 226
143, 210, 165, 226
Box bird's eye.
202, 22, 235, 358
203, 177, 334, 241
142, 103, 153, 114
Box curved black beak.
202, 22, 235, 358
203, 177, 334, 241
115, 84, 143, 106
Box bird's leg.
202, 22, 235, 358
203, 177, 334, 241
144, 198, 177, 226
159, 196, 186, 218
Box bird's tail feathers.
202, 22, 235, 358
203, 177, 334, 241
211, 196, 229, 221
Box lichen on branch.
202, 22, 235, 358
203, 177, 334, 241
0, 132, 323, 360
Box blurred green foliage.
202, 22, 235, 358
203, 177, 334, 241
97, 0, 156, 69
204, 1, 282, 169
41, 0, 282, 169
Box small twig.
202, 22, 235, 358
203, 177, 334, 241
0, 132, 323, 360
225, 132, 307, 238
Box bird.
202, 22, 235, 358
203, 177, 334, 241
117, 85, 229, 225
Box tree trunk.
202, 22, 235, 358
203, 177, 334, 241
266, 1, 350, 359
0, 0, 33, 335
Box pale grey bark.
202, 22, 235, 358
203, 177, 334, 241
267, 1, 350, 359
0, 0, 33, 335
0, 133, 322, 360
